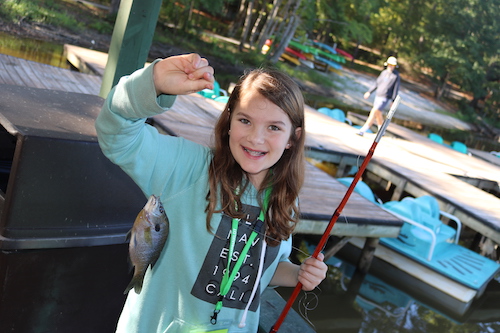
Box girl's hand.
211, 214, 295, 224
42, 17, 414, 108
298, 252, 327, 291
153, 53, 215, 96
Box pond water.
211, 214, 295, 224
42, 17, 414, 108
1, 31, 499, 333
0, 31, 70, 69
278, 238, 500, 333
278, 237, 500, 333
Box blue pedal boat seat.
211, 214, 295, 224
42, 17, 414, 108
337, 177, 380, 204
381, 198, 500, 290
317, 107, 352, 125
413, 195, 462, 243
428, 133, 444, 144
451, 141, 468, 154
198, 81, 228, 100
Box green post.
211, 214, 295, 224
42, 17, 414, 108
99, 0, 163, 98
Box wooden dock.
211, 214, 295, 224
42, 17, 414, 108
310, 111, 500, 244
2, 48, 500, 246
0, 53, 101, 95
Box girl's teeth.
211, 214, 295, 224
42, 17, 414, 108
245, 148, 265, 156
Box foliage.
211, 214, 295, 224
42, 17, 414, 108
1, 0, 81, 30
2, 0, 498, 129
0, 0, 113, 33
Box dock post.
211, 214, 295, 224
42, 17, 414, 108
347, 237, 379, 297
99, 0, 163, 98
391, 179, 407, 201
356, 237, 379, 274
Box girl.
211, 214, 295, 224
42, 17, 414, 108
96, 53, 327, 332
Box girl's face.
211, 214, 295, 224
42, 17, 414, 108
229, 89, 301, 189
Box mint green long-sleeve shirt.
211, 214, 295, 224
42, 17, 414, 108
95, 61, 292, 333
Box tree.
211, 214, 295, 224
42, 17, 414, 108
109, 0, 121, 15
420, 0, 500, 110
267, 0, 302, 63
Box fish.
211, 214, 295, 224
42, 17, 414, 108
124, 195, 170, 294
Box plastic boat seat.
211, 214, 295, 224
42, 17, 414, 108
330, 108, 353, 125
214, 96, 229, 103
317, 107, 352, 125
337, 177, 380, 204
383, 199, 456, 260
412, 195, 440, 219
317, 107, 332, 115
428, 133, 444, 144
410, 211, 456, 254
451, 141, 468, 154
198, 81, 227, 100
413, 195, 462, 242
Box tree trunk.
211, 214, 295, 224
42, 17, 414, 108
187, 0, 195, 22
255, 0, 283, 52
228, 0, 247, 37
266, 0, 294, 52
435, 71, 449, 100
269, 14, 300, 63
239, 0, 255, 51
109, 0, 121, 15
351, 39, 361, 67
248, 0, 267, 48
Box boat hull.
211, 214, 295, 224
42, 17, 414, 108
344, 237, 498, 317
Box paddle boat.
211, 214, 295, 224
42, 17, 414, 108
314, 55, 342, 71
320, 252, 500, 322
312, 40, 338, 55
284, 47, 314, 68
288, 40, 344, 71
335, 48, 354, 60
336, 178, 500, 312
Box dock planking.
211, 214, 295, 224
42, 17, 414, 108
2, 48, 499, 245
0, 53, 101, 95
311, 111, 500, 243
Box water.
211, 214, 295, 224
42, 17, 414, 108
276, 237, 500, 333
1, 32, 499, 333
0, 31, 70, 69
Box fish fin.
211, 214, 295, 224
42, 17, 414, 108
123, 274, 144, 295
150, 257, 160, 269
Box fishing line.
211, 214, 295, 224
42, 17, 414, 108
269, 95, 401, 333
237, 222, 310, 257
298, 290, 320, 329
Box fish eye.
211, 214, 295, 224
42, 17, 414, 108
155, 224, 161, 232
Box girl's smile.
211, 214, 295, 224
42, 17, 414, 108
229, 90, 300, 189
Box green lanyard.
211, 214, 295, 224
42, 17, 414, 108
210, 187, 271, 325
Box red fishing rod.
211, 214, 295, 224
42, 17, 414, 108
269, 95, 401, 333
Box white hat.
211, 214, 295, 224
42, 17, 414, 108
384, 56, 398, 66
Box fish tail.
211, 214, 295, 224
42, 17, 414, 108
123, 274, 144, 295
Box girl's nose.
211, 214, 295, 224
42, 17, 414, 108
247, 126, 265, 145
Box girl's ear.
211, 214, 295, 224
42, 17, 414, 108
287, 127, 302, 149
294, 127, 302, 140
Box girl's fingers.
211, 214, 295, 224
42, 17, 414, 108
299, 253, 327, 290
154, 53, 215, 95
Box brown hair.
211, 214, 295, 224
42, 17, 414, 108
206, 68, 305, 245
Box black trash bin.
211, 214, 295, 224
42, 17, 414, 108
0, 84, 145, 332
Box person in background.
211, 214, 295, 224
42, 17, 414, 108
95, 53, 327, 332
356, 56, 400, 136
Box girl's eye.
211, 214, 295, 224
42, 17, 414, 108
239, 118, 250, 124
269, 125, 281, 131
